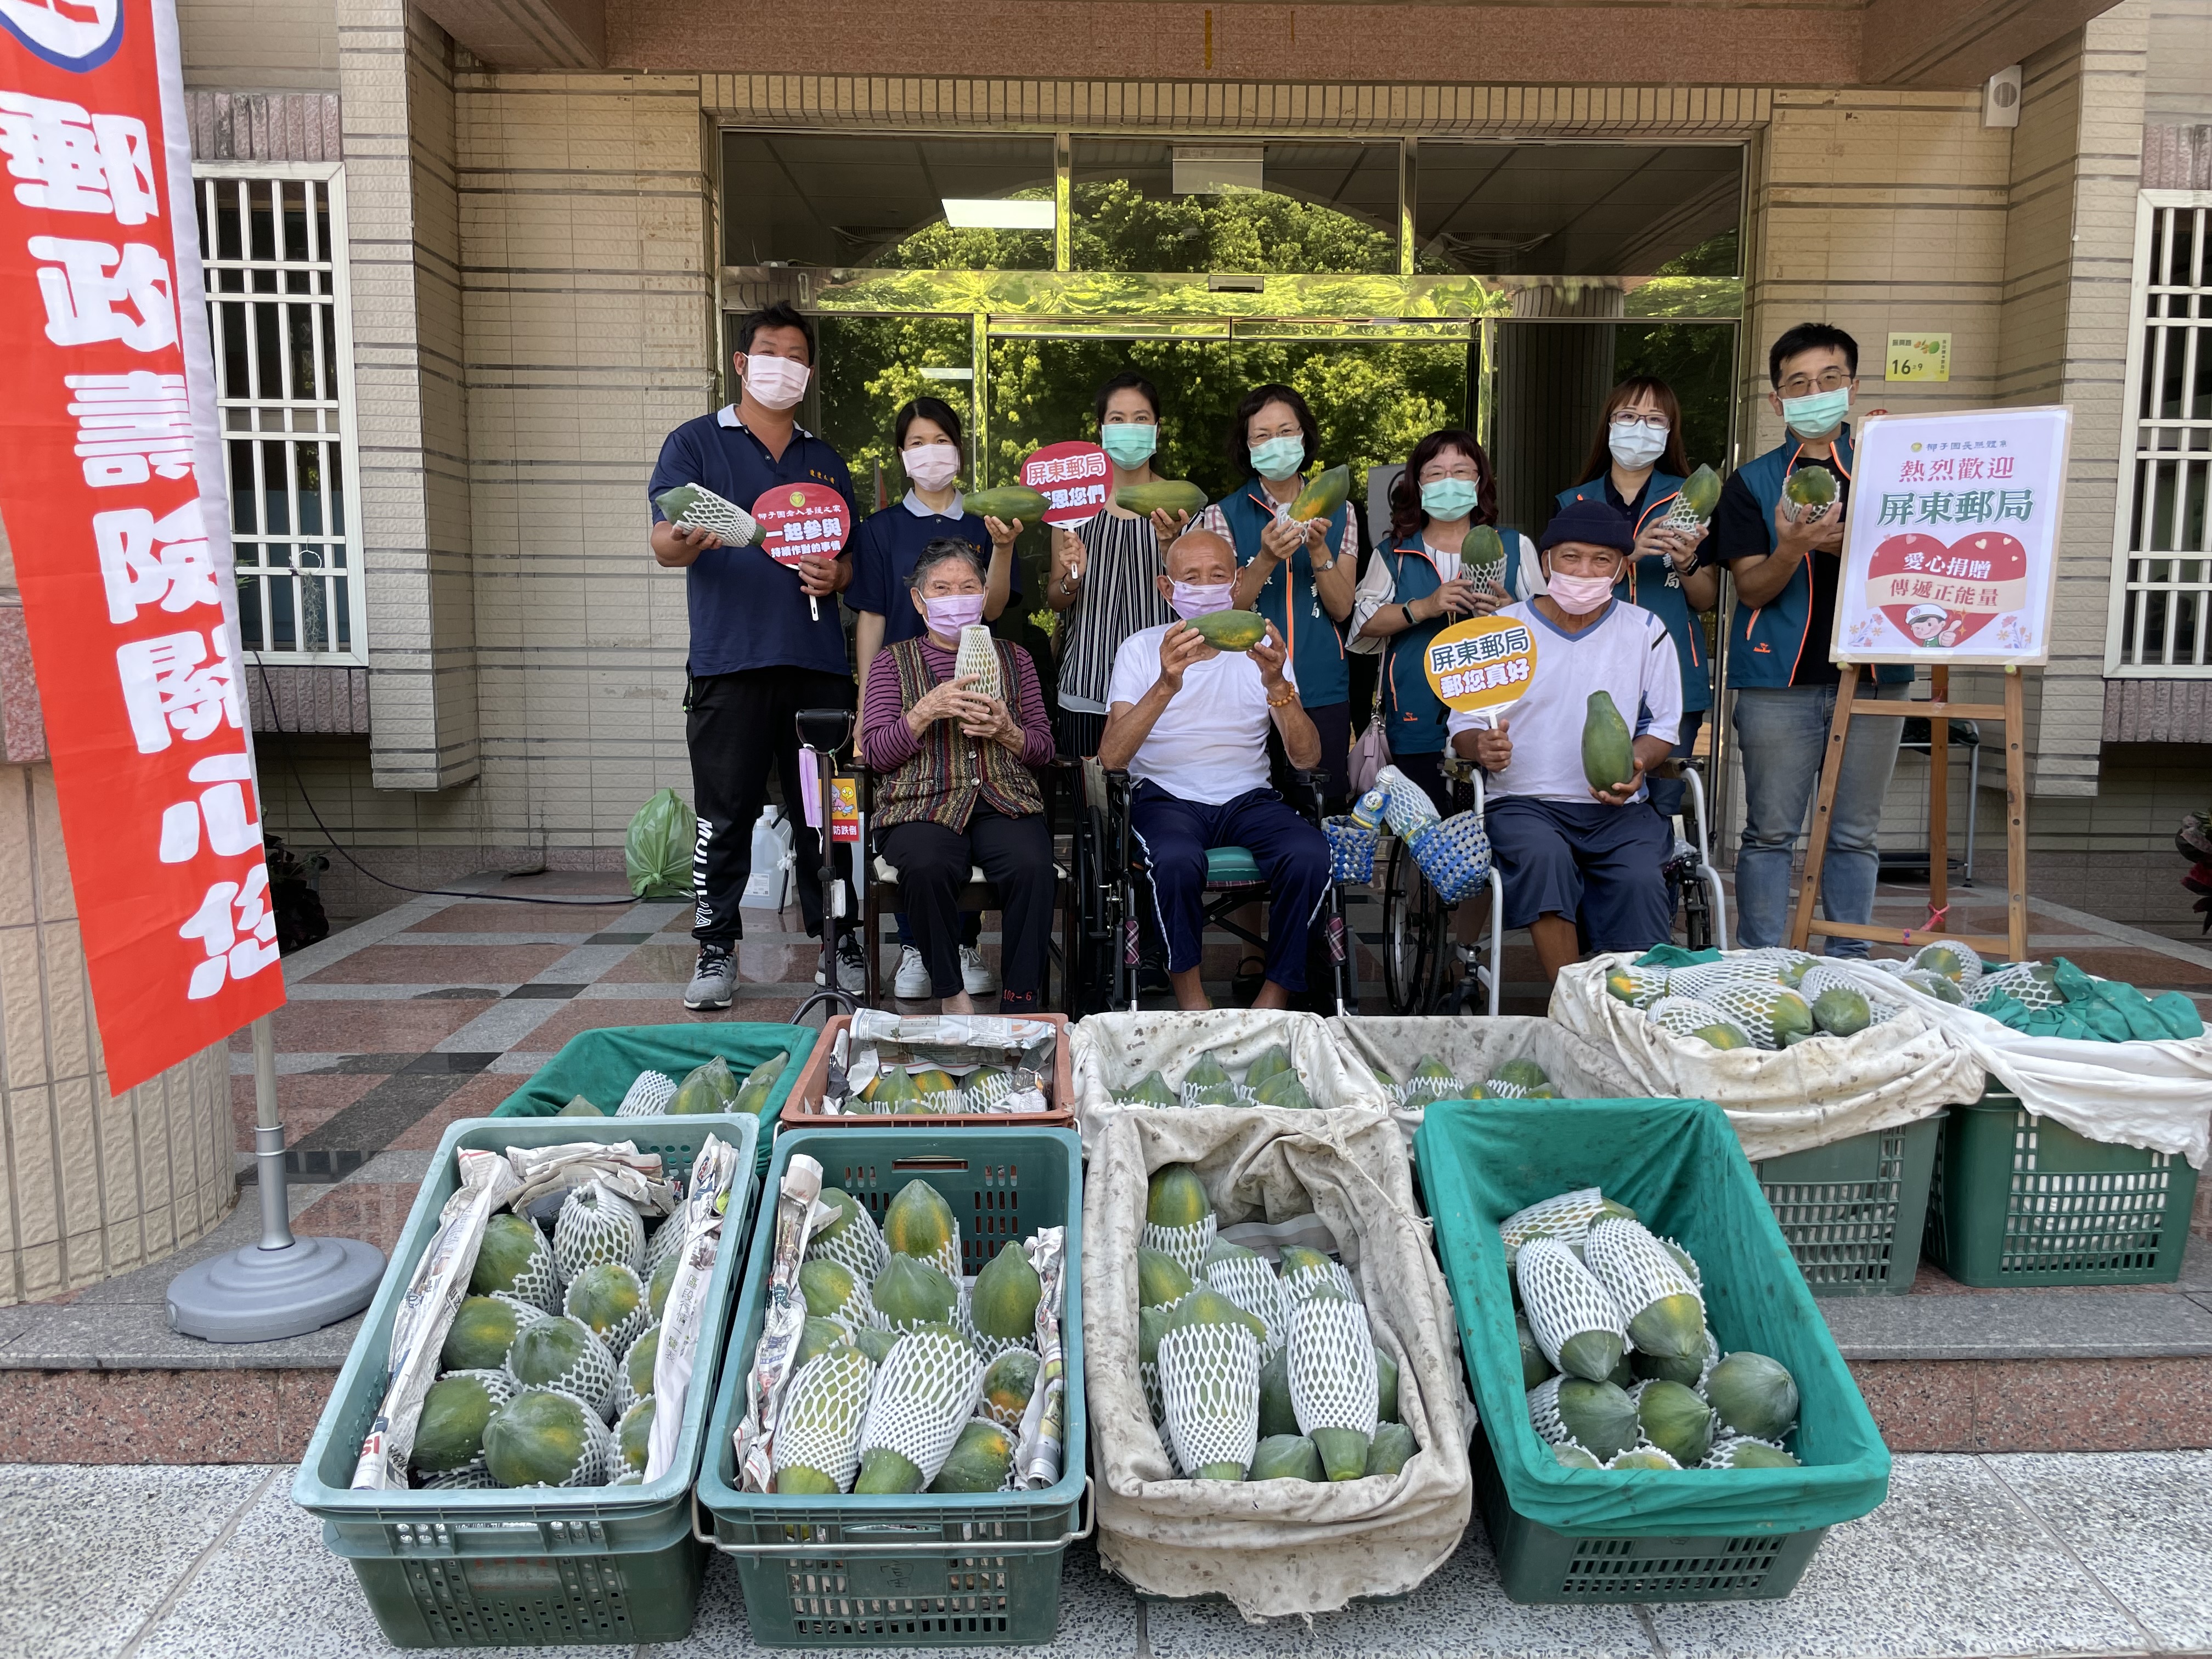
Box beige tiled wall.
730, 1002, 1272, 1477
0, 765, 232, 1306
178, 0, 337, 91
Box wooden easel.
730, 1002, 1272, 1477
1787, 662, 2029, 962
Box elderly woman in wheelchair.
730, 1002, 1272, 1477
1097, 531, 1333, 1011
858, 538, 1058, 1014
1448, 496, 1683, 985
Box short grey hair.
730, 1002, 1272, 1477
908, 538, 988, 590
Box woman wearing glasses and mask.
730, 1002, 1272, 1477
1555, 377, 1719, 816
1348, 428, 1539, 812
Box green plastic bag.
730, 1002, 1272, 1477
1415, 1097, 1889, 1537
625, 787, 694, 900
2149, 991, 2205, 1040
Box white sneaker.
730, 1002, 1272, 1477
894, 946, 932, 1000
961, 945, 999, 997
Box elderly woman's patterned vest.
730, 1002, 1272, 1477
874, 635, 1045, 830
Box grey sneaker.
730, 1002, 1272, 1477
813, 932, 867, 994
894, 946, 932, 999
684, 944, 735, 1011
960, 945, 999, 996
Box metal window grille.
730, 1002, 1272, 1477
193, 166, 362, 662
2110, 191, 2212, 674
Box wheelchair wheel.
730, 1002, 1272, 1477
1380, 839, 1446, 1015
1068, 798, 1118, 1015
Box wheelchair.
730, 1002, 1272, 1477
1376, 755, 1728, 1015
1066, 758, 1358, 1016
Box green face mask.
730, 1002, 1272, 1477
1249, 435, 1306, 482
1101, 423, 1158, 468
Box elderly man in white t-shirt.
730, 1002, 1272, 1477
1448, 496, 1682, 985
1100, 531, 1331, 1011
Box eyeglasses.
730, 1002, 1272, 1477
1610, 413, 1672, 433
1778, 369, 1853, 398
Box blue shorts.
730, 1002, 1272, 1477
1486, 796, 1673, 954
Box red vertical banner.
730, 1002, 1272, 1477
0, 0, 284, 1091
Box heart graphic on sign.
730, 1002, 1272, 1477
1865, 531, 2030, 649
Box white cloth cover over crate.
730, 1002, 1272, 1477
1324, 1014, 1644, 1146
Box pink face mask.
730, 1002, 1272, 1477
921, 592, 986, 634
1169, 580, 1235, 620
904, 443, 960, 492
1547, 569, 1617, 615
742, 353, 810, 410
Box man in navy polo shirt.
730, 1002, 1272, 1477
650, 302, 862, 1009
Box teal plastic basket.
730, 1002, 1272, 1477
1753, 1113, 1944, 1296
492, 1021, 816, 1177
293, 1111, 761, 1647
697, 1126, 1089, 1647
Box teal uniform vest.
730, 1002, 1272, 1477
1217, 483, 1351, 706
1555, 471, 1711, 714
1378, 529, 1523, 757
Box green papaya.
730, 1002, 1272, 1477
1462, 523, 1505, 569
962, 485, 1049, 523
1516, 1314, 1553, 1390
1725, 1440, 1801, 1469
1581, 690, 1637, 794
1257, 1346, 1298, 1438
1252, 1067, 1314, 1109
1553, 1441, 1604, 1470
1188, 610, 1269, 652
970, 1240, 1042, 1342
1250, 1433, 1324, 1482
1677, 464, 1722, 521
1181, 1052, 1238, 1106
1491, 1058, 1551, 1093
1288, 465, 1350, 522
870, 1068, 924, 1111
1706, 1351, 1799, 1442
1553, 1378, 1639, 1461
1637, 1379, 1718, 1468
1811, 985, 1871, 1037
1609, 1447, 1681, 1471
1375, 1345, 1401, 1424
1245, 1045, 1294, 1088
1118, 1069, 1178, 1108
929, 1419, 1015, 1493
1137, 1246, 1195, 1308
557, 1095, 604, 1116
1147, 1164, 1212, 1229
1115, 480, 1209, 517
1365, 1421, 1417, 1477
733, 1051, 788, 1114
1783, 465, 1837, 510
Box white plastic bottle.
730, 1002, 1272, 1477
740, 805, 795, 911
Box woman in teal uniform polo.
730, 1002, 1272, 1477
1194, 383, 1358, 805
1556, 377, 1718, 820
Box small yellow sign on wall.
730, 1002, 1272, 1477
1886, 333, 1952, 383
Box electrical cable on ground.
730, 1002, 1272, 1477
251, 653, 641, 907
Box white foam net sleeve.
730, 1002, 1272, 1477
665, 483, 759, 543
1606, 1445, 1681, 1470
611, 1331, 652, 1420
1583, 1218, 1704, 1337
1397, 1071, 1470, 1109
825, 1274, 883, 1331
1645, 995, 1741, 1043
1739, 946, 1822, 983
503, 1223, 562, 1314
1204, 1256, 1288, 1359
1974, 962, 2063, 1010
498, 1388, 612, 1488
806, 1201, 889, 1283
1526, 1375, 1571, 1446
1141, 1217, 1216, 1280
642, 1210, 688, 1275
1287, 1296, 1380, 1440
1372, 766, 1443, 839
1609, 966, 1672, 1009
554, 1181, 647, 1280
1178, 1077, 1245, 1109
1516, 1237, 1627, 1373
772, 1347, 876, 1492
856, 1327, 983, 1488
1482, 1079, 1536, 1099
504, 1318, 619, 1422
1702, 981, 1813, 1049
1666, 958, 1784, 1003
1500, 1188, 1609, 1259
1158, 1322, 1261, 1480
917, 1222, 963, 1286
1912, 943, 1985, 992
1141, 1359, 1165, 1429
616, 1070, 677, 1118
1799, 963, 1902, 1012
1280, 1258, 1360, 1306
956, 1282, 1032, 1365
422, 1463, 500, 1491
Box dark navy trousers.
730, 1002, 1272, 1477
1128, 781, 1330, 991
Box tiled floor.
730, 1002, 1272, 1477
9, 1452, 2212, 1658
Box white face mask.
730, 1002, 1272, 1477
903, 442, 960, 492
742, 353, 810, 410
1609, 423, 1668, 471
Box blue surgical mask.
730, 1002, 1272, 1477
1420, 478, 1481, 522
1781, 386, 1851, 439
1249, 435, 1306, 482
1101, 424, 1158, 468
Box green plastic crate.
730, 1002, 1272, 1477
1471, 1432, 1828, 1603
697, 1126, 1088, 1648
1923, 1087, 2199, 1286
492, 1021, 816, 1177
1415, 1097, 1890, 1605
1753, 1113, 1944, 1296
293, 1111, 761, 1647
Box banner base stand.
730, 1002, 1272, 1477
166, 1232, 385, 1343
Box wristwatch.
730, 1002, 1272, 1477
1402, 602, 1418, 628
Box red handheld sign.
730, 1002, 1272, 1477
1020, 441, 1112, 526
751, 483, 853, 568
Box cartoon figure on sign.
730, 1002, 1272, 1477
1865, 530, 2030, 652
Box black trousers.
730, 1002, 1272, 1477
881, 808, 1056, 1000
1267, 698, 1351, 814
687, 667, 854, 945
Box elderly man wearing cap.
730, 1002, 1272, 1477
1447, 496, 1683, 983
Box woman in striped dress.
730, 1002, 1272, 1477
1043, 370, 1191, 757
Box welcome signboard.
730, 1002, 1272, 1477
1830, 406, 2070, 667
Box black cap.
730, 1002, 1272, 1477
1541, 495, 1634, 555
